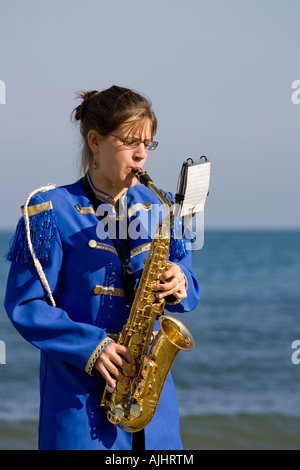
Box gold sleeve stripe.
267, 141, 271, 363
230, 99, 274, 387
88, 240, 151, 259
85, 337, 114, 376
75, 202, 152, 217
130, 243, 151, 258
21, 201, 53, 217
75, 204, 95, 215
128, 202, 152, 217
88, 240, 118, 255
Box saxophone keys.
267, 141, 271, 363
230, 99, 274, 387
129, 333, 143, 345
113, 405, 125, 419
107, 406, 124, 425
129, 345, 140, 359
130, 403, 142, 418
105, 383, 115, 393
116, 380, 130, 394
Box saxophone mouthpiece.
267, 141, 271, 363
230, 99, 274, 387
132, 168, 153, 187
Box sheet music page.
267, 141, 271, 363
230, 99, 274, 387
180, 161, 210, 216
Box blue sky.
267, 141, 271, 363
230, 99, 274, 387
0, 0, 299, 230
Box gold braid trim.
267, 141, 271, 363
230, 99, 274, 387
85, 337, 114, 376
22, 184, 56, 307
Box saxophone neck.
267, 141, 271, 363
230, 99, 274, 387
132, 169, 153, 187
132, 169, 173, 209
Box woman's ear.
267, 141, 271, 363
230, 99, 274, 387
87, 130, 101, 153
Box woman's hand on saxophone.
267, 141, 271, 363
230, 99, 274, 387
94, 342, 135, 389
155, 262, 187, 301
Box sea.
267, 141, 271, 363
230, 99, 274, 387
0, 229, 300, 450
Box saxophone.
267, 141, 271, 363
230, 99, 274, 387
100, 168, 195, 432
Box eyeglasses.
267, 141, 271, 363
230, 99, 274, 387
109, 133, 158, 151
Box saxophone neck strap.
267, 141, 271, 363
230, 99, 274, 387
81, 174, 135, 305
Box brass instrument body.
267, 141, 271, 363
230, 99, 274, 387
100, 169, 195, 432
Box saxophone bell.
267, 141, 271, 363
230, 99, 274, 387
158, 315, 195, 352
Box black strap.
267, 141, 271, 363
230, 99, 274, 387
81, 175, 136, 304
119, 236, 136, 304
132, 429, 145, 451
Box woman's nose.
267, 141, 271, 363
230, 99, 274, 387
133, 142, 148, 159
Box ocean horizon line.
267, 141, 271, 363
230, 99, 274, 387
0, 226, 300, 234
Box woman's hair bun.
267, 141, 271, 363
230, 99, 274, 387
73, 90, 99, 122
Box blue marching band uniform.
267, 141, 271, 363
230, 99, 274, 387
5, 176, 200, 450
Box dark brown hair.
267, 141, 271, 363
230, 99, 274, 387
72, 85, 157, 173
